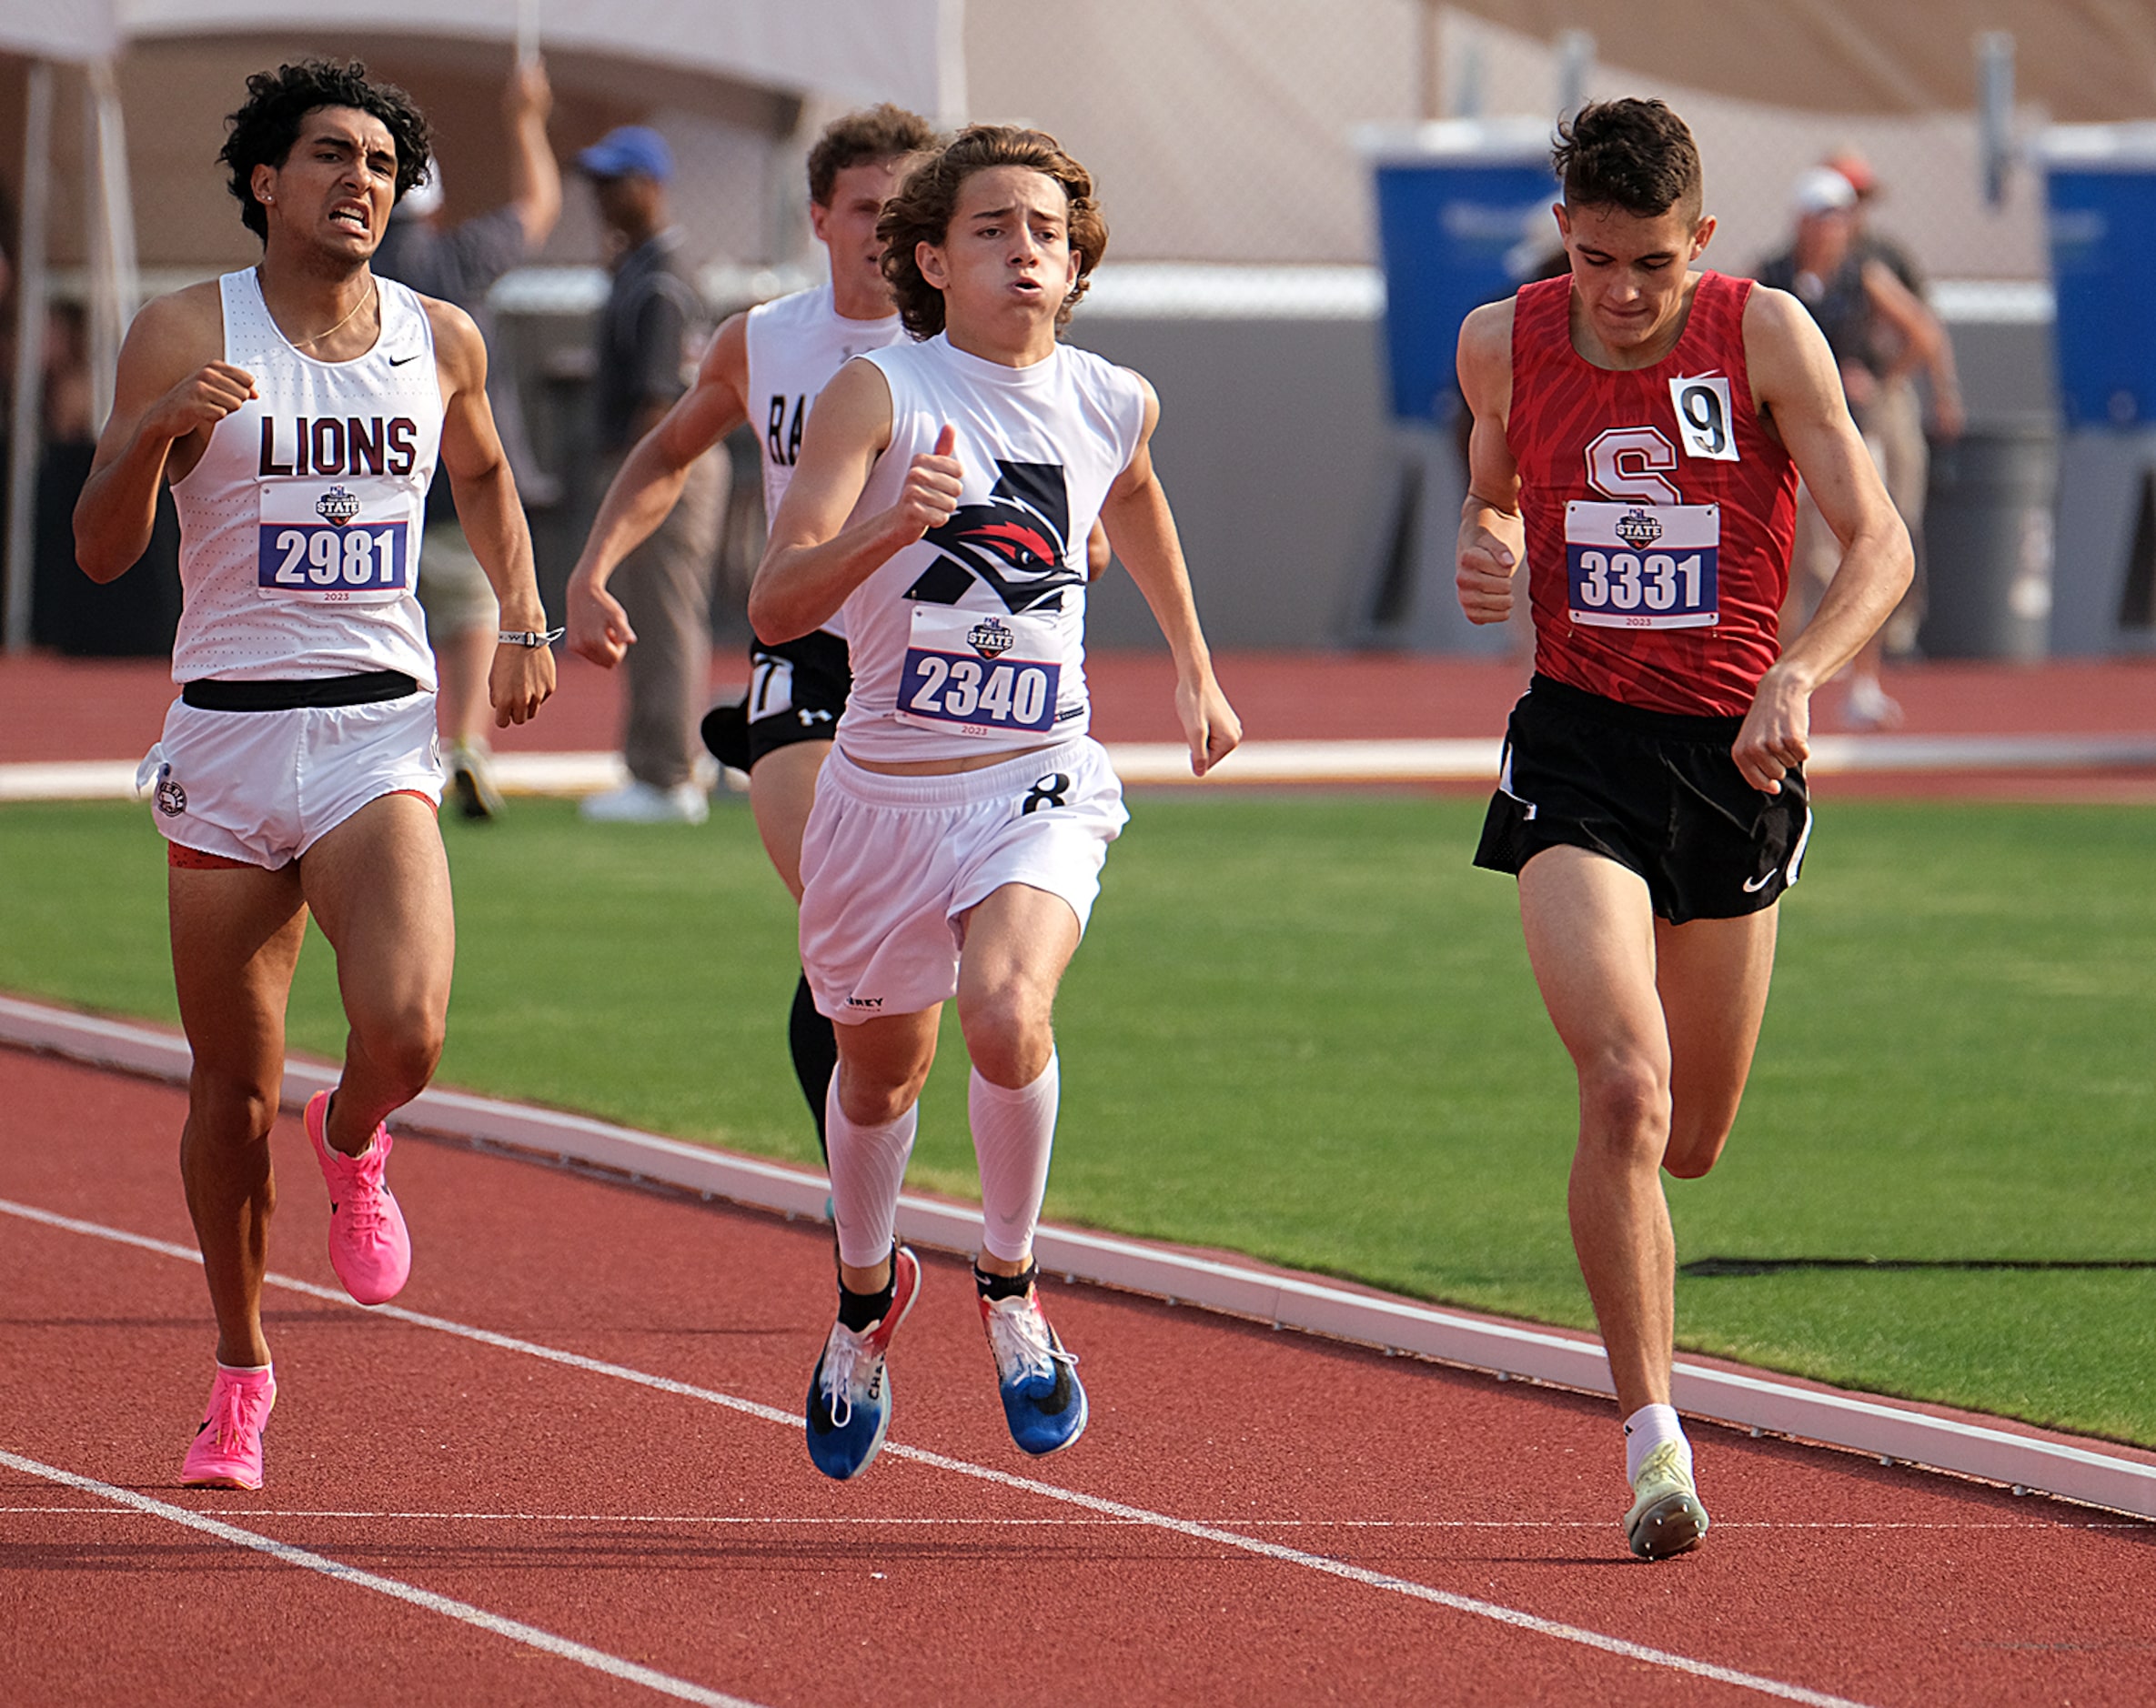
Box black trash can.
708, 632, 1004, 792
1916, 423, 2057, 661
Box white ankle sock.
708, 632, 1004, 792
1624, 1402, 1691, 1485
970, 1056, 1059, 1264
824, 1077, 919, 1271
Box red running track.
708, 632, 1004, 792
3, 1049, 2151, 1707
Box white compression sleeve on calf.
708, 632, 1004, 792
825, 1078, 920, 1271
971, 1055, 1060, 1264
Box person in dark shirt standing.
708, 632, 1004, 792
1755, 166, 1952, 728
1823, 148, 1965, 660
576, 126, 723, 823
371, 56, 561, 818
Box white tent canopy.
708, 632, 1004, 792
117, 0, 949, 114
2, 0, 953, 649
0, 4, 120, 64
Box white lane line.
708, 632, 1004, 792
0, 1194, 1869, 1708
0, 1508, 2136, 1532
0, 1449, 765, 1708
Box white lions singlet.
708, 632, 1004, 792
834, 335, 1147, 765
167, 268, 444, 687
744, 285, 906, 645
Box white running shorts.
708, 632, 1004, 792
799, 736, 1127, 1023
142, 691, 443, 869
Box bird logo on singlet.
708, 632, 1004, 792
905, 460, 1083, 614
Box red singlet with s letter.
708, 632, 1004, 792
1507, 270, 1798, 716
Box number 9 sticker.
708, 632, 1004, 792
1669, 375, 1739, 463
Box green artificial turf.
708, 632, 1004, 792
2, 791, 2151, 1444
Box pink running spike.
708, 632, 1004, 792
179, 1363, 277, 1491
305, 1090, 412, 1304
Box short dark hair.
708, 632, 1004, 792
807, 105, 939, 207
220, 60, 431, 242
878, 126, 1108, 339
1553, 98, 1702, 223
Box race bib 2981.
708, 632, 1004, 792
256, 479, 413, 603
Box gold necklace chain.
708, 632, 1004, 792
261, 267, 378, 349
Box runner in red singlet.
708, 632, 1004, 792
1456, 99, 1910, 1559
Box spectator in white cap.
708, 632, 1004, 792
1754, 165, 1949, 728
575, 124, 727, 822
1822, 147, 1965, 658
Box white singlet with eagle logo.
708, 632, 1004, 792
166, 267, 443, 687
833, 334, 1146, 765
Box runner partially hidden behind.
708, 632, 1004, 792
74, 60, 556, 1490
1455, 99, 1909, 1558
751, 125, 1240, 1480
568, 104, 940, 1160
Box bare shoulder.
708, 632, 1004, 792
1741, 281, 1837, 401
1458, 298, 1516, 364
1456, 298, 1516, 411
417, 294, 483, 362
123, 281, 227, 373
1739, 280, 1814, 347
700, 308, 750, 387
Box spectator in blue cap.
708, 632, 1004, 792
576, 123, 726, 821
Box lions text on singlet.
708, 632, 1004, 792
833, 335, 1147, 765
167, 269, 444, 687
744, 286, 907, 647
1506, 270, 1797, 717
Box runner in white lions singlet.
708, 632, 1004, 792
835, 334, 1145, 765
76, 64, 556, 1495
170, 267, 445, 688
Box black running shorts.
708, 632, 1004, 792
1474, 675, 1810, 925
745, 629, 851, 768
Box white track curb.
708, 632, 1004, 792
7, 730, 2156, 801
5, 991, 2151, 1522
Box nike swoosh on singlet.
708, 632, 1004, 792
1742, 872, 1776, 893
387, 352, 422, 366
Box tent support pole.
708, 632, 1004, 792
5, 58, 55, 655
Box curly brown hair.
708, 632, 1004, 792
807, 105, 939, 206
877, 126, 1109, 339
220, 59, 432, 242
1553, 98, 1702, 224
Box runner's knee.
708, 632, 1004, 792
836, 1064, 928, 1127
348, 1001, 446, 1100
186, 1073, 282, 1149
1576, 1056, 1672, 1162
957, 981, 1055, 1088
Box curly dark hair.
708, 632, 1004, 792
219, 60, 432, 242
807, 105, 939, 207
878, 126, 1108, 340
1553, 98, 1702, 223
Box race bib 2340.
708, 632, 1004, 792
896, 606, 1063, 737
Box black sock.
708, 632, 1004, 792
789, 971, 838, 1162
974, 1261, 1037, 1302
838, 1263, 897, 1331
